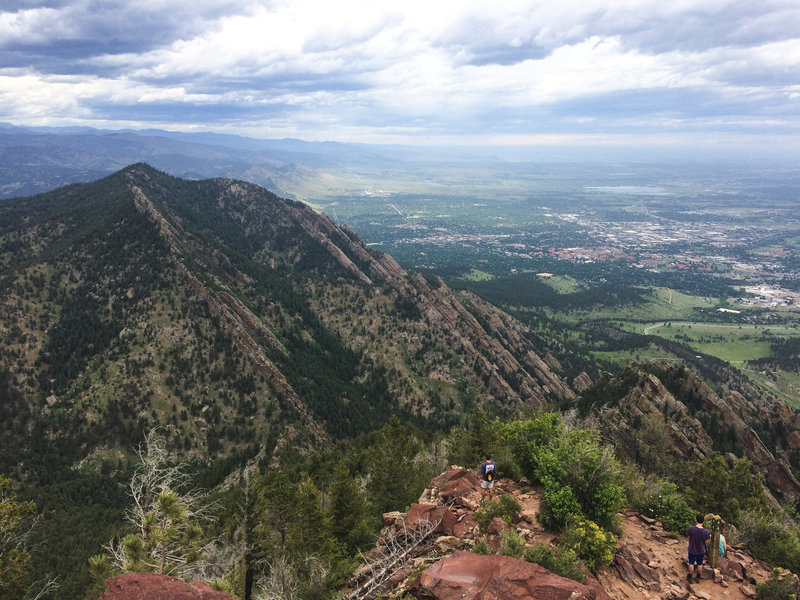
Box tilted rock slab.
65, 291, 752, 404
99, 572, 235, 600
409, 551, 610, 600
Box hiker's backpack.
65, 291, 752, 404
485, 462, 495, 481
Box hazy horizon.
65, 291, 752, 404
2, 1, 799, 161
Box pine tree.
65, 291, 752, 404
287, 474, 343, 598
727, 457, 770, 520
329, 462, 374, 555
1, 474, 58, 600
95, 429, 209, 581
686, 453, 730, 518
288, 474, 336, 562
262, 469, 295, 552
366, 417, 423, 514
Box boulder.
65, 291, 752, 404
451, 510, 478, 538
486, 517, 510, 536
98, 573, 234, 600
383, 511, 404, 527
435, 535, 469, 554
662, 585, 690, 600
409, 551, 609, 600
386, 567, 412, 589
613, 544, 660, 591
717, 556, 745, 581
405, 503, 459, 535
430, 467, 482, 502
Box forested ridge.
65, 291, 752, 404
0, 164, 576, 597
2, 164, 799, 599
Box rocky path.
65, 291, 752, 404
357, 468, 778, 600
512, 485, 770, 600
595, 508, 768, 600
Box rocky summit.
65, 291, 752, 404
344, 467, 776, 600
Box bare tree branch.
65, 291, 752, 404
105, 427, 215, 580
347, 515, 440, 600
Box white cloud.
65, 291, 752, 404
1, 0, 799, 144
0, 7, 70, 45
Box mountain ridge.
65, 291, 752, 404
0, 163, 575, 466
3, 164, 800, 600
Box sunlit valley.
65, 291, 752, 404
4, 1, 800, 597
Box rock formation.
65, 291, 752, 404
348, 468, 777, 600
409, 552, 609, 600
589, 365, 800, 501
98, 572, 235, 600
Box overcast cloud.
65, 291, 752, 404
1, 0, 799, 152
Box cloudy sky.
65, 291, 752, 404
1, 0, 799, 153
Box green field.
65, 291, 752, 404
622, 322, 798, 363
739, 366, 800, 409
541, 274, 584, 294
540, 286, 720, 325
460, 268, 494, 282
533, 283, 800, 407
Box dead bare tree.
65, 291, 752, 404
346, 516, 440, 600
255, 556, 298, 600
104, 428, 214, 579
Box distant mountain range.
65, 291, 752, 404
0, 123, 407, 199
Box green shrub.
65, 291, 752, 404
686, 454, 770, 527
500, 529, 526, 559
738, 510, 800, 574
474, 494, 522, 532
534, 429, 625, 529
634, 480, 695, 535
560, 516, 617, 573
501, 412, 564, 479
524, 543, 586, 583
589, 482, 625, 532
537, 479, 581, 531
494, 453, 524, 483
756, 568, 800, 600
472, 538, 493, 555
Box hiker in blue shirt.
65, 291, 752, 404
480, 454, 496, 501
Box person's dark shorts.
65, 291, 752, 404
688, 552, 705, 566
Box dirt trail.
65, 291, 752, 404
507, 485, 772, 600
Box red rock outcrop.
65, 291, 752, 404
614, 544, 661, 591
98, 572, 235, 600
408, 551, 610, 600
428, 467, 482, 505
357, 468, 779, 600
284, 191, 577, 409
592, 367, 800, 501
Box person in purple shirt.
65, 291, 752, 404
686, 514, 711, 583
